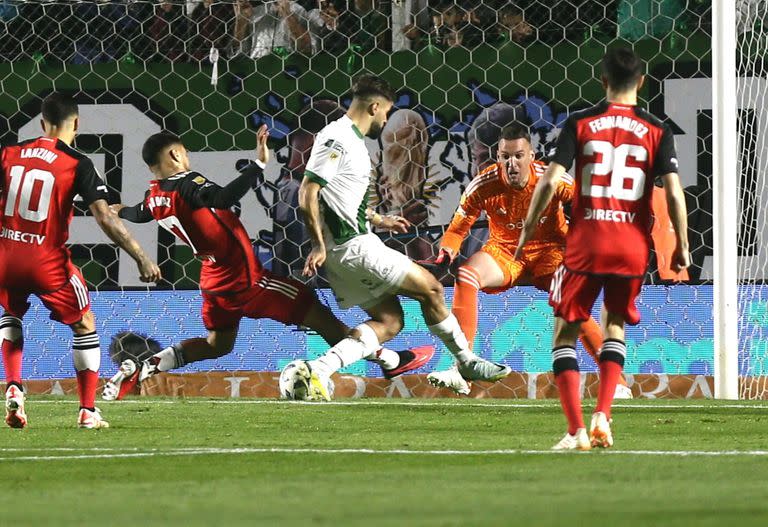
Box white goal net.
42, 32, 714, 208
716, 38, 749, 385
736, 0, 768, 398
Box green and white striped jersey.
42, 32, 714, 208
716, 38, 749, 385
304, 115, 373, 247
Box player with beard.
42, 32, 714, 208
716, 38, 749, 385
279, 74, 511, 401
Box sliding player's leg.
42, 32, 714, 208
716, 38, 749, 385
103, 326, 239, 401
0, 291, 28, 429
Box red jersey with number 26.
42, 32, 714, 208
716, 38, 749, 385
549, 101, 678, 277
0, 137, 108, 290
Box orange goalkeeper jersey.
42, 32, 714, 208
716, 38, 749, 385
440, 160, 573, 254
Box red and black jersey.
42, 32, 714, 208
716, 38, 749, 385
0, 137, 108, 290
550, 101, 678, 277
126, 171, 262, 294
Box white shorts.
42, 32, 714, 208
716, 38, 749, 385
325, 233, 412, 309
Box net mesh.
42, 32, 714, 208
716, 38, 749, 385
736, 0, 768, 399
0, 0, 729, 398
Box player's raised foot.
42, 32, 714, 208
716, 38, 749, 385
427, 366, 472, 395
5, 384, 27, 429
381, 345, 436, 380
102, 357, 163, 401
589, 411, 613, 448
613, 383, 633, 400
552, 428, 591, 451
457, 357, 511, 382
78, 407, 109, 429
102, 359, 139, 401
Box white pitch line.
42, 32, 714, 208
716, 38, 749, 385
26, 399, 768, 409
2, 446, 768, 462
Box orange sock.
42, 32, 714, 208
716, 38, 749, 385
454, 266, 480, 351
579, 317, 627, 387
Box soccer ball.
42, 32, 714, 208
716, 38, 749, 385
278, 360, 335, 401
278, 360, 309, 400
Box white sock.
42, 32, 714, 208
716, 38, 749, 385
370, 347, 400, 370
153, 346, 183, 372
310, 323, 380, 376
72, 332, 101, 371
428, 314, 476, 364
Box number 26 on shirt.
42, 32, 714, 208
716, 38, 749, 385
581, 141, 648, 201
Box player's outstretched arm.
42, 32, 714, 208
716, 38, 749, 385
515, 162, 565, 259
661, 172, 691, 273
90, 200, 162, 283
299, 177, 325, 276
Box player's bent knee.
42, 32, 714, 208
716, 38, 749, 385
415, 274, 444, 307
376, 314, 404, 342
207, 330, 236, 357
70, 310, 96, 335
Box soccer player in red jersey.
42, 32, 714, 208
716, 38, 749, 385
103, 126, 433, 400
517, 48, 690, 450
426, 123, 629, 398
0, 93, 161, 429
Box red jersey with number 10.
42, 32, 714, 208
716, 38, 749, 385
0, 137, 108, 290
549, 101, 678, 277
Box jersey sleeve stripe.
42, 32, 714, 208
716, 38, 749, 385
464, 172, 496, 197
304, 170, 328, 187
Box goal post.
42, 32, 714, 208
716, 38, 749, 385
712, 0, 739, 399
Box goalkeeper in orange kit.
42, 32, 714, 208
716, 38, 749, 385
426, 123, 631, 397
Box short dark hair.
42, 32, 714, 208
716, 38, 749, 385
498, 122, 531, 145
142, 132, 183, 167
602, 47, 644, 92
351, 74, 396, 103
41, 93, 78, 127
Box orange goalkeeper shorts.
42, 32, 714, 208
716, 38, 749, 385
479, 242, 564, 294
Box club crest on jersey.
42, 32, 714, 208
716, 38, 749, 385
192, 175, 207, 185
147, 196, 172, 211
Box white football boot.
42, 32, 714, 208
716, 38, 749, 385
613, 384, 633, 399
457, 357, 511, 382
78, 407, 109, 429
427, 366, 472, 395
552, 427, 591, 451
589, 411, 613, 448
5, 384, 27, 429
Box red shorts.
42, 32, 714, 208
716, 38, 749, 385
549, 265, 643, 325
0, 262, 90, 325
202, 271, 315, 330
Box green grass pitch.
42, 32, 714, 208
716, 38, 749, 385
1, 397, 767, 526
